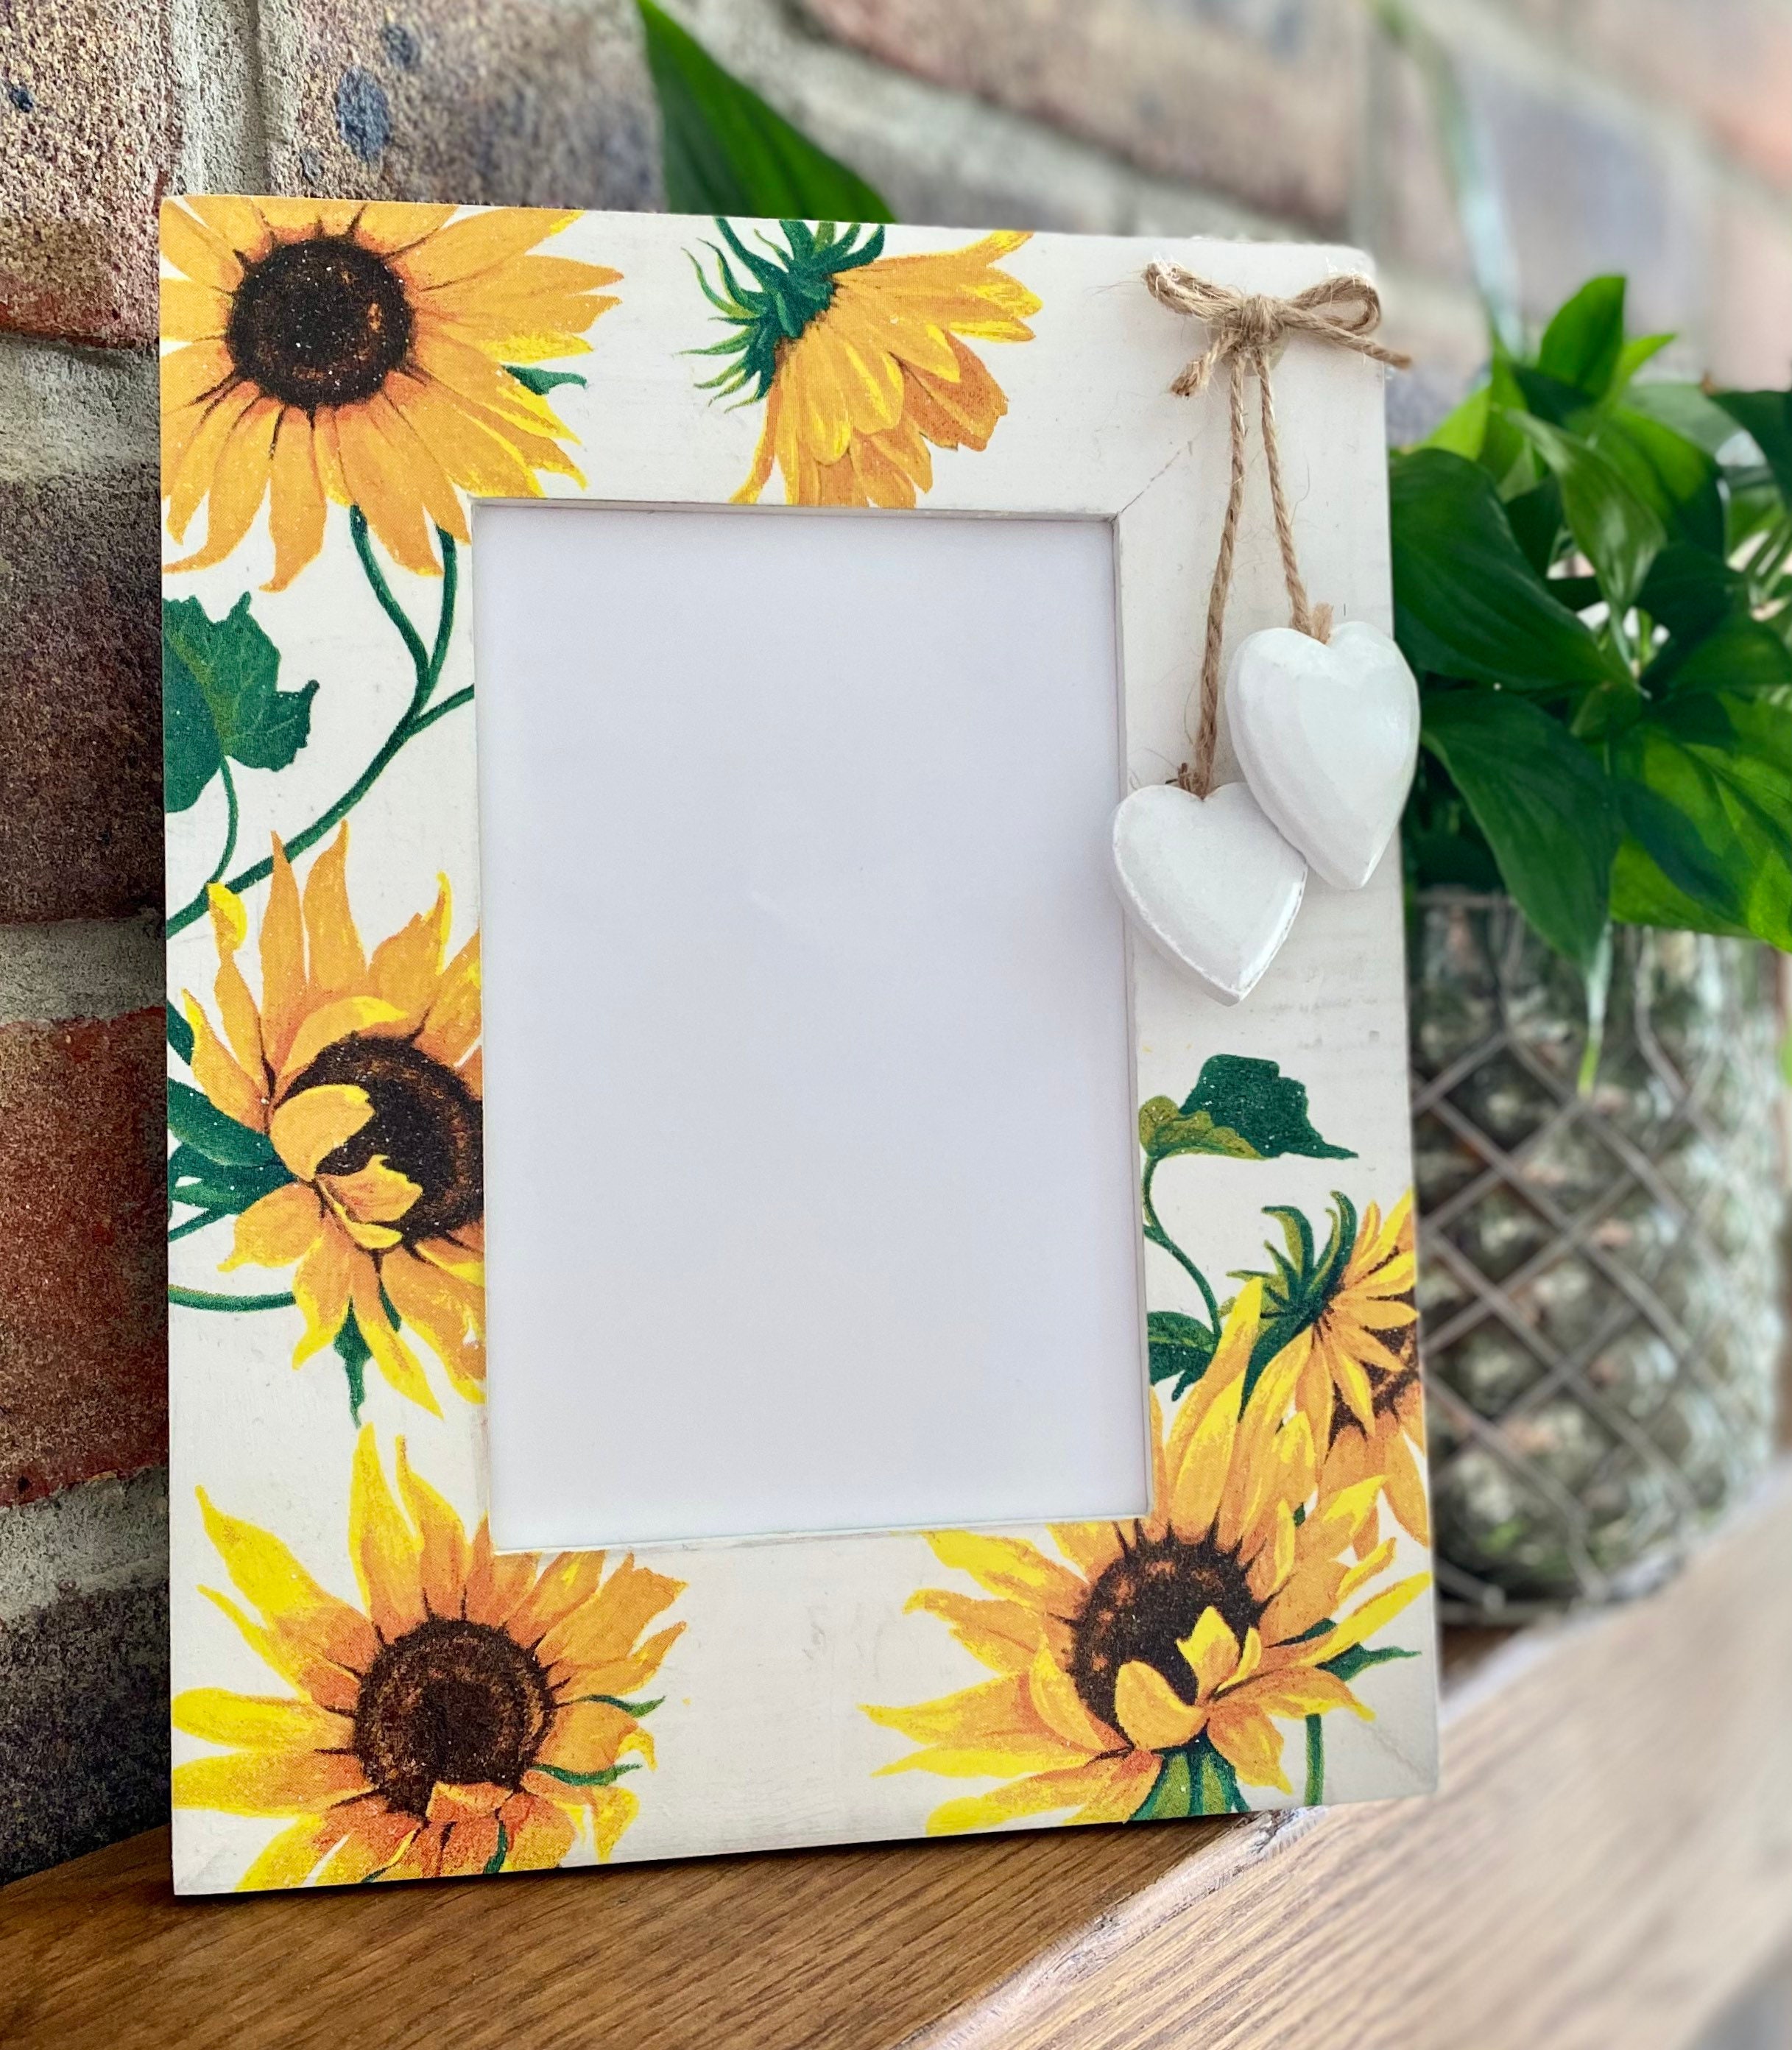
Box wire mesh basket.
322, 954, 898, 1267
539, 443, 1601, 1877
1410, 893, 1785, 1621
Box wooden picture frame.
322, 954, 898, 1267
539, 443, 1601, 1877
162, 198, 1436, 1893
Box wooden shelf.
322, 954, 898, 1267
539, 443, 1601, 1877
8, 1471, 1792, 2050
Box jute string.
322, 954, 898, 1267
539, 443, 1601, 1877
1141, 265, 1411, 795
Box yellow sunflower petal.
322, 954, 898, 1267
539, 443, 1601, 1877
236, 1816, 343, 1892
1026, 1646, 1116, 1755
167, 394, 281, 573
319, 1157, 422, 1227
584, 1783, 640, 1860
332, 401, 440, 577
394, 1438, 470, 1618
219, 1183, 322, 1283
925, 1752, 1157, 1836
537, 1699, 635, 1777
463, 1522, 539, 1630
1111, 1661, 1204, 1753
866, 1674, 1085, 1778
535, 1557, 685, 1673
1204, 1699, 1291, 1794
172, 1747, 368, 1817
398, 207, 577, 289
172, 1688, 351, 1751
438, 1814, 502, 1878
903, 1588, 1045, 1675
160, 198, 243, 290
314, 1805, 420, 1886
381, 1244, 481, 1391
352, 1263, 440, 1413
183, 993, 269, 1135
277, 996, 409, 1088
290, 1226, 357, 1365
258, 837, 307, 1070
348, 1427, 428, 1639
497, 1789, 577, 1871
1289, 1573, 1430, 1668
924, 1529, 1085, 1615
181, 196, 274, 265
268, 1084, 373, 1181
415, 931, 481, 1067
367, 883, 451, 1035
1179, 1607, 1242, 1701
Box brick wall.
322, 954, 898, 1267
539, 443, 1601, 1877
0, 0, 1787, 1884
0, 0, 660, 1884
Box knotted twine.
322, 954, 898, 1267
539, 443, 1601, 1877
1141, 265, 1411, 796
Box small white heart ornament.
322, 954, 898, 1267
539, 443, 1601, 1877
1226, 620, 1420, 891
1110, 781, 1307, 1006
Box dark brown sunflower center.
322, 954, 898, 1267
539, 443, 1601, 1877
226, 235, 413, 409
353, 1618, 551, 1820
292, 1033, 482, 1241
1068, 1530, 1263, 1735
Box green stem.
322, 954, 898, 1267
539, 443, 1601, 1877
1141, 1158, 1221, 1329
164, 520, 463, 937
204, 759, 240, 890
409, 686, 473, 736
168, 1208, 227, 1244
169, 1284, 296, 1313
1304, 1715, 1325, 1806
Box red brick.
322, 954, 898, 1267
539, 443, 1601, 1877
797, 0, 1366, 230
0, 344, 163, 924
258, 0, 660, 209
0, 1010, 168, 1505
0, 0, 176, 348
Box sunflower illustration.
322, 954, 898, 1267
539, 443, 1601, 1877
181, 825, 484, 1410
174, 1429, 683, 1887
1252, 1194, 1428, 1546
693, 221, 1039, 507
866, 1281, 1428, 1831
160, 197, 620, 588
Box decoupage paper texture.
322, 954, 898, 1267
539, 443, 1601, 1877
161, 200, 1436, 1892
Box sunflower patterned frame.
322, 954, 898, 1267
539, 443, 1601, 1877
163, 197, 1436, 1894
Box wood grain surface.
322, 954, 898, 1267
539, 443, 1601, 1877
7, 1471, 1792, 2050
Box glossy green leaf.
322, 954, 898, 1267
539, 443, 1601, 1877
1422, 383, 1489, 460
1421, 688, 1620, 969
1502, 476, 1565, 577
163, 595, 317, 813
1140, 1056, 1355, 1166
1609, 839, 1752, 940
1638, 542, 1744, 641
1147, 1310, 1219, 1395
1713, 389, 1792, 502
1648, 613, 1792, 697
1536, 275, 1626, 399
166, 1001, 196, 1065
1506, 413, 1665, 611
1389, 449, 1626, 690
167, 1078, 279, 1168
1612, 692, 1792, 946
638, 0, 891, 220
1607, 331, 1674, 397
1624, 380, 1749, 458
1593, 408, 1724, 555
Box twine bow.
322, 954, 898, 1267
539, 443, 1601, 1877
1142, 264, 1411, 795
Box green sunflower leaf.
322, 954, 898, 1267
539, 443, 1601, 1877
335, 1309, 373, 1426
531, 1761, 643, 1788
482, 1821, 509, 1876
163, 594, 318, 813
1317, 1643, 1421, 1683
1142, 1056, 1355, 1165
1135, 1748, 1193, 1821
1146, 1311, 1219, 1394
166, 1079, 279, 1168
167, 1143, 291, 1216
166, 1001, 196, 1066
1193, 1737, 1248, 1815
504, 364, 587, 396
638, 0, 891, 220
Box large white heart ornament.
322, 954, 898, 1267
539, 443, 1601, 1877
1226, 619, 1420, 891
1110, 781, 1308, 1006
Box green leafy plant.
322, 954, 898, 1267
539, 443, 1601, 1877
1396, 278, 1792, 975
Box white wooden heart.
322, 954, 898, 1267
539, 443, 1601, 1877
1226, 619, 1420, 891
1110, 780, 1308, 1006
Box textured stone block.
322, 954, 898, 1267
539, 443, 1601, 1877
259, 0, 663, 210
0, 1010, 168, 1506
0, 339, 163, 924
796, 0, 1365, 230
0, 0, 174, 346
0, 1576, 168, 1883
